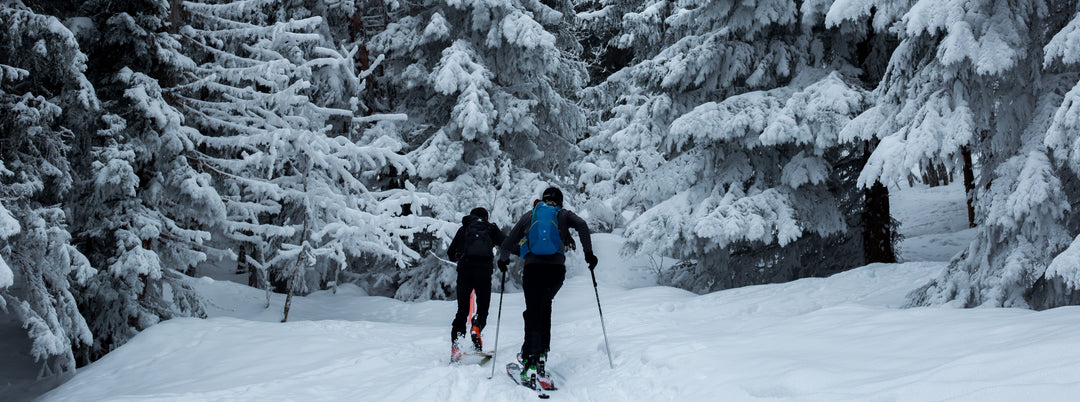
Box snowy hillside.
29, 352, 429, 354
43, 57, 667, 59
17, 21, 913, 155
36, 184, 1080, 401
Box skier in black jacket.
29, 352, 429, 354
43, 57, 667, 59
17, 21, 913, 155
447, 207, 506, 360
498, 187, 597, 386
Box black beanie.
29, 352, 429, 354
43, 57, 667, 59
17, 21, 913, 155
542, 187, 563, 207
470, 207, 489, 221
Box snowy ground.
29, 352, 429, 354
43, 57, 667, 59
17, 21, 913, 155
31, 183, 1080, 401
889, 182, 978, 263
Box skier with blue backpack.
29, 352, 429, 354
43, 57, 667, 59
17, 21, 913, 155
498, 187, 597, 390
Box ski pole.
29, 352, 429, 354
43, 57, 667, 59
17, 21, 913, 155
590, 267, 614, 369
489, 270, 507, 379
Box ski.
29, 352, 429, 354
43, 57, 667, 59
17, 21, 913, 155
506, 362, 550, 399
452, 351, 493, 365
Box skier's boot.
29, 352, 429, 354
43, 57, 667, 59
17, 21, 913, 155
537, 352, 548, 376
536, 352, 555, 390
519, 355, 539, 386
450, 337, 464, 363
470, 325, 483, 352
450, 345, 462, 363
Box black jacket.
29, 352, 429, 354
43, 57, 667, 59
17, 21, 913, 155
447, 214, 507, 268
498, 207, 592, 266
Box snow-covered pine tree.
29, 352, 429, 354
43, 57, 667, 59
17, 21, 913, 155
577, 0, 907, 292
1036, 2, 1080, 308
895, 0, 1080, 308
0, 3, 96, 377
175, 0, 442, 316
372, 0, 589, 218
368, 0, 588, 298
572, 0, 636, 85
60, 0, 224, 361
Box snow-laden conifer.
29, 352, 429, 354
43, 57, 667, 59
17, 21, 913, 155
0, 201, 14, 290
176, 0, 442, 314
58, 0, 226, 361
0, 4, 96, 378
865, 0, 1080, 308
577, 0, 906, 291
370, 0, 588, 298
1040, 9, 1080, 303
371, 0, 586, 216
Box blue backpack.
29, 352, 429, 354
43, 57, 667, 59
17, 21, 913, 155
520, 202, 562, 258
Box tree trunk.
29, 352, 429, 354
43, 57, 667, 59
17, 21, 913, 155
349, 10, 376, 117
238, 249, 260, 288
168, 0, 183, 34
922, 162, 939, 186
862, 180, 897, 264
283, 177, 312, 323
281, 287, 294, 323
937, 162, 951, 186
281, 268, 301, 322
961, 146, 976, 228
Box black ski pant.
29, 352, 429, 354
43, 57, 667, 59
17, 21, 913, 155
451, 265, 492, 345
520, 263, 566, 360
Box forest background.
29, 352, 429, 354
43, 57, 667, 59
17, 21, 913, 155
4, 0, 1080, 392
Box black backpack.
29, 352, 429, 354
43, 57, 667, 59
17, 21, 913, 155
462, 220, 494, 258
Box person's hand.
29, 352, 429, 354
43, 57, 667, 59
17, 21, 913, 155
585, 253, 598, 270
498, 259, 509, 272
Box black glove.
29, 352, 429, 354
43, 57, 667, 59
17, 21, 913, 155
585, 252, 598, 270
497, 259, 509, 272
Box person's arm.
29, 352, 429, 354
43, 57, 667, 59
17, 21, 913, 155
565, 210, 598, 269
489, 222, 508, 251
499, 212, 531, 263
565, 211, 593, 254
447, 226, 466, 263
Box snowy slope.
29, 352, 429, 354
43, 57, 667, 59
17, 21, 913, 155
39, 258, 1080, 401
39, 183, 1080, 401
